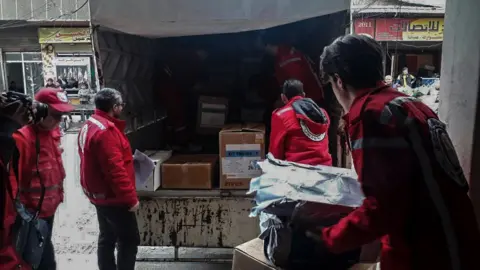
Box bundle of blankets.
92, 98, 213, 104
248, 154, 365, 270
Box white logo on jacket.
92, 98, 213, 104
79, 124, 88, 153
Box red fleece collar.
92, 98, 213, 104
342, 81, 387, 123
94, 109, 126, 132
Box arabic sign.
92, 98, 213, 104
375, 18, 444, 41
353, 19, 375, 39
38, 28, 91, 44
402, 18, 444, 41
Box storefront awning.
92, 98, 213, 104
89, 0, 349, 38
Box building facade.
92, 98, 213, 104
351, 0, 445, 83
0, 0, 94, 98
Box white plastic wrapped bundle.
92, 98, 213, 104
248, 154, 365, 218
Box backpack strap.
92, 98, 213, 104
32, 131, 46, 218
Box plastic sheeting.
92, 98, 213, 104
248, 154, 365, 218
89, 0, 349, 38
250, 155, 364, 269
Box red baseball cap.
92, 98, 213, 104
35, 88, 74, 113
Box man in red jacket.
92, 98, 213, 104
269, 79, 332, 166
312, 34, 480, 270
13, 88, 73, 270
0, 94, 31, 269
78, 88, 139, 270
265, 43, 325, 106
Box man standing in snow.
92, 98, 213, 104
78, 88, 139, 270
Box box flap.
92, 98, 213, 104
220, 123, 265, 133
234, 238, 274, 268
350, 263, 379, 270
243, 123, 265, 133
147, 150, 173, 162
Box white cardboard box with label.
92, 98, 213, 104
219, 123, 265, 189
135, 150, 172, 191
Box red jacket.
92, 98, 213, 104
78, 110, 138, 208
1, 162, 30, 270
0, 116, 31, 269
274, 46, 324, 104
320, 85, 480, 270
269, 96, 332, 166
12, 125, 65, 218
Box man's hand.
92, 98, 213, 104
129, 201, 140, 212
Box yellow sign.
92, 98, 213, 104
70, 98, 81, 105
402, 18, 444, 41
39, 28, 91, 44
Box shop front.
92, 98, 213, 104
0, 26, 43, 94
38, 27, 96, 110
354, 17, 443, 84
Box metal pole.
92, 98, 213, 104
349, 9, 354, 34
391, 53, 396, 78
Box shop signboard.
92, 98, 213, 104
375, 18, 444, 41
38, 28, 91, 44
353, 18, 375, 39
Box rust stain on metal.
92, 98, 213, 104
137, 197, 259, 248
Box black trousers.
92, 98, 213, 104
38, 215, 56, 270
95, 205, 140, 270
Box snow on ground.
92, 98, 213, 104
54, 132, 100, 268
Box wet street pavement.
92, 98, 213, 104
55, 132, 232, 269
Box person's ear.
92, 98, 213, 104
281, 94, 288, 104
334, 73, 344, 90
301, 92, 306, 97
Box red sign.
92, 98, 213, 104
353, 19, 375, 39
376, 18, 444, 41
375, 18, 411, 41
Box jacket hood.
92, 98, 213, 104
291, 97, 329, 136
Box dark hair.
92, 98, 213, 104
320, 34, 384, 89
94, 88, 122, 112
282, 79, 304, 99
79, 82, 89, 88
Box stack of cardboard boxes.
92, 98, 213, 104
136, 96, 266, 191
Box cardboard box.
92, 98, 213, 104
232, 238, 379, 270
350, 263, 379, 270
219, 124, 265, 189
161, 154, 218, 189
232, 238, 276, 270
135, 150, 172, 191
197, 96, 229, 134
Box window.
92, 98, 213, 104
5, 52, 44, 97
